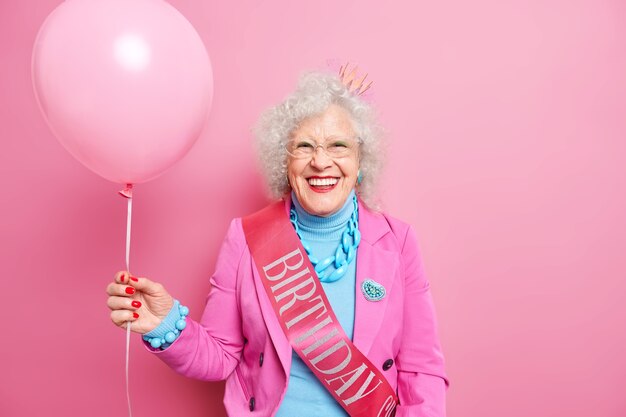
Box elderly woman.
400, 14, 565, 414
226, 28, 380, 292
106, 69, 450, 417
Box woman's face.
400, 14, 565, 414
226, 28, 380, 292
287, 103, 360, 217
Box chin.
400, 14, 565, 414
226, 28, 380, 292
293, 183, 347, 216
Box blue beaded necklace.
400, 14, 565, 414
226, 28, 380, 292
289, 194, 361, 283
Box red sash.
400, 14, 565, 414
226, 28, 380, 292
242, 201, 398, 417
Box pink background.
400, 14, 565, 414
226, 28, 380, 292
1, 1, 625, 416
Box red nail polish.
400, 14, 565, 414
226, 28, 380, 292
133, 312, 139, 318
130, 276, 138, 282
120, 275, 125, 283
132, 300, 141, 308
125, 287, 135, 295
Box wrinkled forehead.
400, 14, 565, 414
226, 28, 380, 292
290, 104, 356, 139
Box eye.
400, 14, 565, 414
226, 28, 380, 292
328, 140, 348, 149
295, 140, 315, 149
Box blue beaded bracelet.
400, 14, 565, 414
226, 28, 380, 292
142, 299, 189, 349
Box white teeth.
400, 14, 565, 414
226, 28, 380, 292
308, 177, 338, 186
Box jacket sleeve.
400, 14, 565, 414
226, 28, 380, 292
394, 224, 450, 417
141, 218, 246, 381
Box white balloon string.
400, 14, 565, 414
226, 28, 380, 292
126, 320, 133, 417
123, 187, 134, 417
126, 194, 132, 278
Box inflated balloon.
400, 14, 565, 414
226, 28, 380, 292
32, 0, 213, 184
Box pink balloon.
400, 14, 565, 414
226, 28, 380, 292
31, 0, 213, 184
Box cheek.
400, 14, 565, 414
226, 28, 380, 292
287, 161, 304, 180
340, 161, 359, 180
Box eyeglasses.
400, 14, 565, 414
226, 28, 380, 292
285, 137, 361, 159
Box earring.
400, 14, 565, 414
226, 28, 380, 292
357, 170, 363, 185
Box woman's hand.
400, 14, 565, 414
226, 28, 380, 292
106, 271, 174, 334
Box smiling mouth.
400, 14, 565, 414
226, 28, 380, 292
307, 176, 339, 193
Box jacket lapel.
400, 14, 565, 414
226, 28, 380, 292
352, 199, 398, 355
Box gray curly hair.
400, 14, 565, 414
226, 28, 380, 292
252, 70, 386, 209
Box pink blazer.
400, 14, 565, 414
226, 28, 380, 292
144, 196, 450, 416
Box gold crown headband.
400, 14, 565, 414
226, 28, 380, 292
338, 62, 373, 96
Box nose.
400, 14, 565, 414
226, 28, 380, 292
309, 146, 333, 169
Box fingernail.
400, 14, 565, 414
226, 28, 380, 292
125, 287, 135, 295
133, 312, 139, 319
130, 276, 138, 282
132, 300, 141, 308
120, 274, 125, 283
